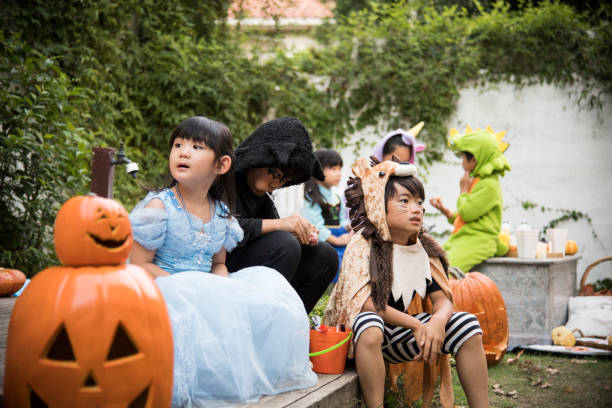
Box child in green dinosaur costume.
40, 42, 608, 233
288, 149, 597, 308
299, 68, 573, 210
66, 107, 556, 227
429, 126, 510, 272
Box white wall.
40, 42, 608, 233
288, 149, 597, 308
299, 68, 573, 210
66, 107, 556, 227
274, 82, 612, 287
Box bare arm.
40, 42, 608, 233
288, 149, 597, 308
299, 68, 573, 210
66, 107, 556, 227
262, 215, 318, 245
327, 233, 352, 246
211, 248, 229, 277
130, 241, 170, 278
429, 197, 454, 220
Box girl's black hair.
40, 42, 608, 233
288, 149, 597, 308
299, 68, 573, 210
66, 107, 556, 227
167, 116, 236, 215
382, 134, 412, 158
384, 175, 425, 209
304, 149, 343, 210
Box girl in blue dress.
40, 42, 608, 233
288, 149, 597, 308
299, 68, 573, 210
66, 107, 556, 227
129, 116, 316, 407
302, 149, 352, 283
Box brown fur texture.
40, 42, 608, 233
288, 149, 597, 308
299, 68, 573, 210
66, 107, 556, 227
419, 231, 449, 274
345, 167, 449, 311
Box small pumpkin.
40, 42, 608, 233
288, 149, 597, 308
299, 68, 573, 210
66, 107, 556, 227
499, 232, 510, 247
54, 195, 133, 266
449, 272, 509, 366
565, 240, 578, 255
551, 326, 576, 346
0, 267, 26, 296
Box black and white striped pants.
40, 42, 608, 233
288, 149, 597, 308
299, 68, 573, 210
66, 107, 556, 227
352, 311, 482, 364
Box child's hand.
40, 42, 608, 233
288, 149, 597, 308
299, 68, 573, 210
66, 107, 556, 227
429, 197, 452, 219
308, 230, 319, 246
421, 318, 446, 365
429, 197, 444, 211
412, 322, 426, 361
337, 233, 352, 246
281, 215, 316, 245
460, 170, 473, 194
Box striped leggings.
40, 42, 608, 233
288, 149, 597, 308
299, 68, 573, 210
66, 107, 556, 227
352, 311, 482, 364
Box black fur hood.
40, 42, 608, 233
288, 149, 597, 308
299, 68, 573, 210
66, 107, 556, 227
234, 117, 325, 187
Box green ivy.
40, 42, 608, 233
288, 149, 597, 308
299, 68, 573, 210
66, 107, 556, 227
520, 201, 597, 238
305, 0, 611, 155
0, 35, 93, 275
1, 1, 610, 274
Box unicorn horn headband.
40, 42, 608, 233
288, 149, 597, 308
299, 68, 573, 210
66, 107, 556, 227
373, 121, 426, 163
409, 121, 424, 138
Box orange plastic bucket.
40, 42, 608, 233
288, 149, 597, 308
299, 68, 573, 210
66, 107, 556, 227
309, 328, 352, 374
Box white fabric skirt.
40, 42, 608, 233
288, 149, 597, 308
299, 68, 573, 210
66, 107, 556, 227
156, 267, 317, 407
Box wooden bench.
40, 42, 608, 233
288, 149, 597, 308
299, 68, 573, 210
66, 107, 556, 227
239, 367, 360, 408
1, 297, 17, 401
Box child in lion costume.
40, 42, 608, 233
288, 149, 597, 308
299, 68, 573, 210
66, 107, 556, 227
324, 157, 489, 408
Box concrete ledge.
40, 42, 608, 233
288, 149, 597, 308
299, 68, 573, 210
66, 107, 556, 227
483, 255, 581, 265
475, 255, 579, 347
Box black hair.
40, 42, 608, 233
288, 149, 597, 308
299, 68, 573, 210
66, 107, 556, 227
304, 149, 343, 211
384, 175, 425, 209
167, 116, 236, 215
462, 151, 474, 161
382, 134, 412, 158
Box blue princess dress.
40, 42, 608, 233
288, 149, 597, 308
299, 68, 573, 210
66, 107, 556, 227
130, 189, 317, 407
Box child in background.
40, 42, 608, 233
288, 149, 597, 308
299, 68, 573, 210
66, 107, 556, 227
129, 116, 316, 407
303, 148, 351, 282
372, 122, 426, 163
429, 126, 510, 272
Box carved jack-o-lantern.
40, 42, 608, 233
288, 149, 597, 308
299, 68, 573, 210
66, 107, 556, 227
449, 272, 508, 366
54, 195, 133, 266
4, 196, 173, 407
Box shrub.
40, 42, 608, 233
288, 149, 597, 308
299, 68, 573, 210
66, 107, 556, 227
0, 35, 92, 275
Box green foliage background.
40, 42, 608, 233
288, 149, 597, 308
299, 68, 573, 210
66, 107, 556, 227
1, 0, 610, 274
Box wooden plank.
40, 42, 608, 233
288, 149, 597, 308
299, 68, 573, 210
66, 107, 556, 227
0, 322, 7, 349
0, 347, 5, 396
288, 370, 360, 408
0, 297, 16, 322
0, 297, 15, 403
238, 373, 343, 408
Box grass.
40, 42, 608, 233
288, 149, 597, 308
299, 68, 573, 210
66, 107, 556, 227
383, 351, 612, 407
309, 294, 611, 407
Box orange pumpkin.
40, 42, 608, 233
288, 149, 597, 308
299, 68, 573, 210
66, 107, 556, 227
54, 195, 133, 266
565, 240, 578, 255
4, 196, 173, 407
449, 272, 509, 366
0, 267, 26, 296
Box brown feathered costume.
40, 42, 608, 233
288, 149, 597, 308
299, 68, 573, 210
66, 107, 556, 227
324, 157, 454, 407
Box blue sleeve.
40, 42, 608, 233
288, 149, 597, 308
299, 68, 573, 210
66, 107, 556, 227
129, 206, 168, 250
301, 197, 332, 242
216, 201, 244, 252
224, 216, 244, 252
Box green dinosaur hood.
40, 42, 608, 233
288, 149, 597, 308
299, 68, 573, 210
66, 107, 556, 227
448, 130, 511, 178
